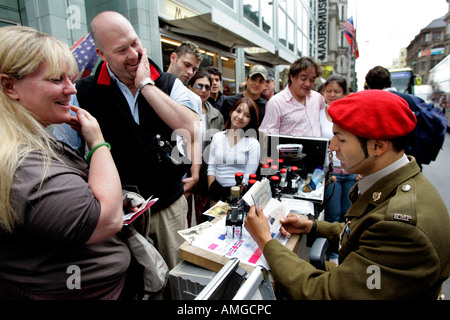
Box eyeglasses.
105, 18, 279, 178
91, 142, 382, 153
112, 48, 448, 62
194, 84, 211, 91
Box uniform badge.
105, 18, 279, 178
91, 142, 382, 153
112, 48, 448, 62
372, 192, 382, 201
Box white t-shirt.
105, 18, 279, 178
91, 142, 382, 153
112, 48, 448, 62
207, 131, 260, 187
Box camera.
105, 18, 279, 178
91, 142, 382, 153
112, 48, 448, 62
150, 134, 181, 165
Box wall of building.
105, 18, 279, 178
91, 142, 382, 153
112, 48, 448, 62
0, 0, 354, 93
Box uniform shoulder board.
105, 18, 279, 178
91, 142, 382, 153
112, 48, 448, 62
385, 179, 417, 225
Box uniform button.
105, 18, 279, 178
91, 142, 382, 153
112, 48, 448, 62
401, 185, 411, 192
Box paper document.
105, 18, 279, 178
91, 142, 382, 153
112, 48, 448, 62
189, 217, 288, 270
181, 179, 292, 269
123, 196, 158, 226
250, 179, 271, 210
202, 201, 230, 219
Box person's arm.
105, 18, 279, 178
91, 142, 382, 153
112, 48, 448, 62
183, 164, 200, 197
135, 49, 197, 138
70, 106, 123, 244
245, 209, 314, 250
183, 112, 201, 196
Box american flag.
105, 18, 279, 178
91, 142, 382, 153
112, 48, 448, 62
71, 33, 98, 82
343, 17, 359, 59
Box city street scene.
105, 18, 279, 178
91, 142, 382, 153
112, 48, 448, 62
1, 0, 449, 307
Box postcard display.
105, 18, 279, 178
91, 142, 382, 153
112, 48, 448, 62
178, 134, 330, 272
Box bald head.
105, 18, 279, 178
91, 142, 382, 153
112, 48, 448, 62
91, 11, 134, 51
89, 11, 144, 87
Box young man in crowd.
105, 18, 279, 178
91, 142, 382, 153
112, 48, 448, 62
205, 66, 226, 111
220, 64, 268, 125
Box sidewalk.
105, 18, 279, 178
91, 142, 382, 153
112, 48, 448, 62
422, 132, 450, 300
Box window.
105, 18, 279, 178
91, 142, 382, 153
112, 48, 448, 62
221, 0, 234, 9
288, 18, 295, 51
261, 0, 273, 35
421, 60, 427, 71
297, 29, 303, 56
278, 7, 287, 47
244, 0, 260, 27
432, 32, 442, 41
222, 57, 237, 95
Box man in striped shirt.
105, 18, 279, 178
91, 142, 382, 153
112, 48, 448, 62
259, 57, 325, 137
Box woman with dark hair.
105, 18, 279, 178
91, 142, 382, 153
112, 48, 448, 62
187, 70, 224, 224
207, 97, 260, 206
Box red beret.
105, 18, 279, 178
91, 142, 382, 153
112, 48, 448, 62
328, 90, 417, 140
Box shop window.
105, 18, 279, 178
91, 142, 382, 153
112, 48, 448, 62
222, 57, 236, 96
161, 38, 181, 71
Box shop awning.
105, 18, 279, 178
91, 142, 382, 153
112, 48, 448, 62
160, 11, 295, 67
161, 13, 255, 49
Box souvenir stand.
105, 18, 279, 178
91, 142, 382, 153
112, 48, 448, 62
170, 134, 330, 300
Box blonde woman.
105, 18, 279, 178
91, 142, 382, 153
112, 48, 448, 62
0, 26, 129, 299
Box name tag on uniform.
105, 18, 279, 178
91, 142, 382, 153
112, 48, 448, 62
393, 213, 412, 222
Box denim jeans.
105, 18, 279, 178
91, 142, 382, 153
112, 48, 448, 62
324, 172, 358, 260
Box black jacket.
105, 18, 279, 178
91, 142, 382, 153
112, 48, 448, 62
75, 60, 190, 210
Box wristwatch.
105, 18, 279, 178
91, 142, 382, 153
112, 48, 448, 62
308, 214, 317, 236
137, 77, 155, 92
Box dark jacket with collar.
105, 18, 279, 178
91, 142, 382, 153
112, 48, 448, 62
75, 60, 190, 211
264, 157, 450, 299
220, 93, 266, 126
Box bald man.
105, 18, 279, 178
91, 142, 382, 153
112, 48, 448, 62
55, 11, 199, 270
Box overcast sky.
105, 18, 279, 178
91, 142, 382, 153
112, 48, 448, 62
347, 0, 449, 91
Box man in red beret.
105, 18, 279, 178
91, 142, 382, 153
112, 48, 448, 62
245, 90, 450, 299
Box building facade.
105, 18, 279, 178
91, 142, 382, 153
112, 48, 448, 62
407, 14, 448, 84
1, 0, 353, 94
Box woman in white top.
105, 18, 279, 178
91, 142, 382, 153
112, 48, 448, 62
208, 97, 260, 206
187, 71, 224, 225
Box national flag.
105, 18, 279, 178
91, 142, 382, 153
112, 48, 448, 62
71, 33, 98, 82
343, 17, 359, 59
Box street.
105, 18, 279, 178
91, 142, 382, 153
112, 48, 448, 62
422, 131, 450, 300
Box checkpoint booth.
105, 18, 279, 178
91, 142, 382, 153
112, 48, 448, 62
170, 134, 331, 300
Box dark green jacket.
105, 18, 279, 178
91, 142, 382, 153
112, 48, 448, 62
265, 157, 450, 299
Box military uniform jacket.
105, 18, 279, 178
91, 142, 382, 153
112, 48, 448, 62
264, 157, 450, 299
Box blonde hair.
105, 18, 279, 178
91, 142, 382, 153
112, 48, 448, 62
0, 26, 78, 233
